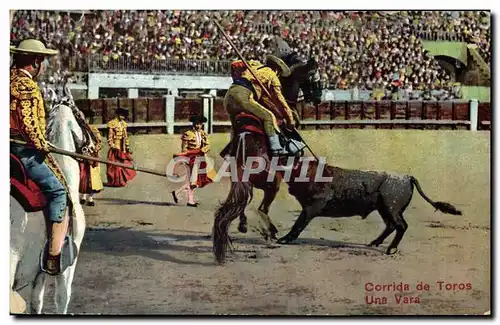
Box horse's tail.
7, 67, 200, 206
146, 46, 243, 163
410, 176, 462, 215
213, 180, 253, 264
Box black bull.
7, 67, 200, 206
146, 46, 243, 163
277, 161, 462, 254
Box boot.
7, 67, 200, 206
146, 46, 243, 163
287, 138, 307, 155
268, 134, 287, 155
44, 216, 69, 276
87, 194, 95, 206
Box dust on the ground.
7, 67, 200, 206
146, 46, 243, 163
33, 131, 491, 315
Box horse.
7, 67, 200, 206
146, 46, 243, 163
214, 56, 322, 263
10, 90, 93, 314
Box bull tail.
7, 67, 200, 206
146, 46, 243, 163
213, 180, 253, 265
410, 176, 462, 215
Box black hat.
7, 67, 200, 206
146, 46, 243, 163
189, 115, 208, 124
117, 107, 129, 116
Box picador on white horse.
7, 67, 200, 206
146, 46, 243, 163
10, 39, 97, 314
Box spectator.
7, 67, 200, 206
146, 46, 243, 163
10, 10, 490, 96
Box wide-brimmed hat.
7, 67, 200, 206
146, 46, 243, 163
189, 115, 208, 124
117, 107, 129, 116
10, 39, 59, 56
265, 55, 291, 77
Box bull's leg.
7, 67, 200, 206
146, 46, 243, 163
277, 210, 310, 244
377, 177, 413, 255
277, 201, 324, 244
369, 206, 396, 247
386, 215, 408, 255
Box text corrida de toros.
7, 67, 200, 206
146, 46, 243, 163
364, 281, 472, 305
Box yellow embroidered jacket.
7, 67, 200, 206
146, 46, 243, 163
240, 61, 295, 123
10, 69, 48, 151
107, 118, 130, 152
181, 129, 210, 153
10, 68, 68, 189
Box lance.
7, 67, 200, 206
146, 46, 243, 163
212, 18, 319, 161
10, 139, 168, 178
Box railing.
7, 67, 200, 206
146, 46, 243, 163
88, 55, 232, 76
75, 97, 491, 135
413, 30, 468, 42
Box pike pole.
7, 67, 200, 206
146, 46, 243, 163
212, 19, 319, 161
10, 139, 168, 178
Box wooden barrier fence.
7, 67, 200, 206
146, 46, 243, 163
74, 97, 491, 134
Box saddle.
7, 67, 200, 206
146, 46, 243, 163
10, 153, 46, 212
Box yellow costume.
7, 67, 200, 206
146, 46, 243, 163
89, 126, 104, 192
179, 127, 216, 187
225, 58, 295, 136
10, 69, 68, 189
105, 109, 136, 187
79, 125, 103, 201
107, 117, 131, 153
172, 116, 215, 207
181, 128, 211, 153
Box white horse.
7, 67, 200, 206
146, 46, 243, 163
10, 90, 89, 314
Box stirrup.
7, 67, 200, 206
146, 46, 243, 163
270, 148, 287, 156
40, 235, 78, 276
286, 139, 307, 155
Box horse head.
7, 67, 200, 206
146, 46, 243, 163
46, 85, 95, 155
280, 53, 323, 107
291, 56, 322, 106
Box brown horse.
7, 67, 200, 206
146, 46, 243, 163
213, 113, 299, 264
219, 56, 321, 240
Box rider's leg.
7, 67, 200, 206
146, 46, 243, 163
226, 87, 285, 154
246, 97, 287, 154
14, 149, 68, 275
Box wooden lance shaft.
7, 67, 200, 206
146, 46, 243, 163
10, 139, 167, 178
212, 19, 319, 161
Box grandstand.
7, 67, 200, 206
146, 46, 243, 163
10, 10, 491, 101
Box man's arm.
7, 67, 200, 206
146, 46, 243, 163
107, 120, 117, 149
201, 131, 211, 153
181, 130, 193, 152
123, 122, 131, 152
14, 80, 49, 152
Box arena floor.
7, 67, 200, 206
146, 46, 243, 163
17, 130, 491, 315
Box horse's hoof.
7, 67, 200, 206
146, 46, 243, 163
386, 247, 398, 255
238, 224, 247, 234
80, 199, 86, 204
368, 241, 380, 247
